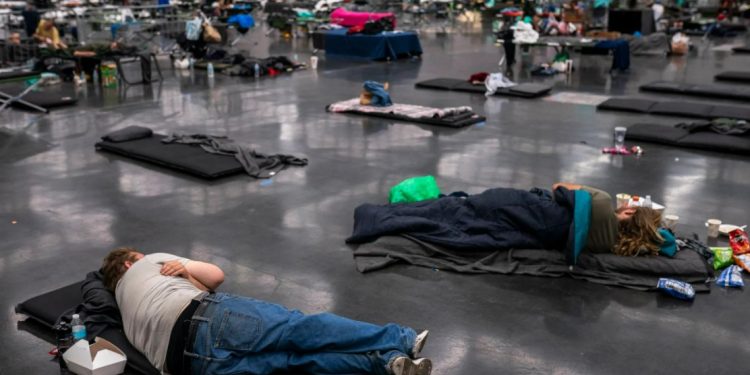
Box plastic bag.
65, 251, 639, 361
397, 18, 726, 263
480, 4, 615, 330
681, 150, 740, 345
734, 253, 750, 273
186, 17, 202, 41
389, 176, 440, 204
729, 228, 750, 255
712, 247, 734, 270
485, 73, 516, 96
671, 32, 689, 55
716, 265, 744, 288
656, 278, 695, 301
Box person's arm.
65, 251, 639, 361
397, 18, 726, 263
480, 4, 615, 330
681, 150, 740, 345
161, 259, 225, 291
185, 260, 225, 290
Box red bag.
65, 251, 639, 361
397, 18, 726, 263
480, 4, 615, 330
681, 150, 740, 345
729, 228, 750, 255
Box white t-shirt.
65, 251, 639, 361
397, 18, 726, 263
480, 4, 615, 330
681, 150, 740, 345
115, 253, 203, 372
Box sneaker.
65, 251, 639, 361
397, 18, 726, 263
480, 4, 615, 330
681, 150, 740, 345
389, 356, 432, 375
412, 330, 430, 358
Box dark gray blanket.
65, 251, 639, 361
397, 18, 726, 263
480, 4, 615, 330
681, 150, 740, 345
352, 235, 712, 292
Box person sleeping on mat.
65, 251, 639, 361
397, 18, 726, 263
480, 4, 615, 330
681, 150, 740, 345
101, 248, 432, 375
347, 182, 675, 264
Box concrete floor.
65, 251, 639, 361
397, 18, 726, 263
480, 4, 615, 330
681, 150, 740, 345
2, 23, 750, 374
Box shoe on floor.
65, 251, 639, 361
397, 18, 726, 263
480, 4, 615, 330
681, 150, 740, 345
389, 357, 432, 375
412, 330, 429, 358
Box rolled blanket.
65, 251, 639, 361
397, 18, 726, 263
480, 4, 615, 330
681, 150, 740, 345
101, 126, 153, 143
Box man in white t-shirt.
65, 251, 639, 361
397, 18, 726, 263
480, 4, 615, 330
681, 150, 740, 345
101, 248, 432, 375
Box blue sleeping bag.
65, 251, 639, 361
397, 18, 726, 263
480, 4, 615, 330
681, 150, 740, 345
347, 186, 591, 265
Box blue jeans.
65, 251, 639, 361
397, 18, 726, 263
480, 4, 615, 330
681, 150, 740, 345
186, 293, 417, 375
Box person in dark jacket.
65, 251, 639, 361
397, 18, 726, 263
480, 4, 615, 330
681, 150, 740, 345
347, 183, 664, 258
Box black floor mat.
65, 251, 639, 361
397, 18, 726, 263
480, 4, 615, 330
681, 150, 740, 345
640, 81, 750, 101
626, 123, 750, 155
715, 71, 750, 82
96, 134, 245, 179
415, 78, 552, 98
327, 105, 486, 128
598, 97, 750, 120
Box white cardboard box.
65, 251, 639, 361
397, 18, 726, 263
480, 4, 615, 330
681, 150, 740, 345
63, 337, 127, 375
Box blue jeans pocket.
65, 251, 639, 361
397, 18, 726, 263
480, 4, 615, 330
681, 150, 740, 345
213, 309, 263, 351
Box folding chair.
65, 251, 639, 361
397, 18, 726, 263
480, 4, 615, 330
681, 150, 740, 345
115, 53, 163, 85
0, 79, 50, 114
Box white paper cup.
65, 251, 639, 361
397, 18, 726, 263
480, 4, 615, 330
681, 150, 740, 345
707, 219, 722, 238
664, 214, 679, 229
616, 193, 631, 208
310, 56, 319, 70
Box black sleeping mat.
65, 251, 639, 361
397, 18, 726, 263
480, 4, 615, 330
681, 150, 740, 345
0, 69, 41, 82
16, 282, 160, 375
640, 81, 750, 100
597, 97, 750, 120
733, 46, 750, 54
352, 235, 712, 291
715, 71, 750, 83
626, 123, 750, 155
415, 78, 552, 98
96, 134, 245, 179
1, 84, 78, 109
326, 106, 486, 128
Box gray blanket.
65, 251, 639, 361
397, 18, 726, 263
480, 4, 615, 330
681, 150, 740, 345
351, 235, 712, 292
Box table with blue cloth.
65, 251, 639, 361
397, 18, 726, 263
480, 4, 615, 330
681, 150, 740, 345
323, 29, 422, 60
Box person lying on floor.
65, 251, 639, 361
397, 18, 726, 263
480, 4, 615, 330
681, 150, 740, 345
101, 248, 432, 375
347, 182, 669, 263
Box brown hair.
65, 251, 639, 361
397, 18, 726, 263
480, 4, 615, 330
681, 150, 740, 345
101, 247, 140, 291
614, 207, 664, 256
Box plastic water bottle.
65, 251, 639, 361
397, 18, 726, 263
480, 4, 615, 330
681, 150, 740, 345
207, 63, 215, 78
71, 314, 86, 342
254, 63, 260, 78
92, 69, 99, 84
643, 195, 652, 208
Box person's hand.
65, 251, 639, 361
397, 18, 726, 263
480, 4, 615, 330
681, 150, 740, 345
45, 37, 52, 44
161, 260, 188, 277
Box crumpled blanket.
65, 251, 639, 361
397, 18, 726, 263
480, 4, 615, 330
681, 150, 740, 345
328, 98, 473, 120
349, 235, 713, 292
162, 134, 308, 178
676, 118, 750, 135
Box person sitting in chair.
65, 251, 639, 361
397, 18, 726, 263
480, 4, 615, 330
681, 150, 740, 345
101, 248, 432, 375
33, 17, 67, 50
73, 40, 154, 83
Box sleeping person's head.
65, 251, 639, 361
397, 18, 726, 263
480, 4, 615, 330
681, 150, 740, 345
101, 247, 144, 291
613, 207, 663, 256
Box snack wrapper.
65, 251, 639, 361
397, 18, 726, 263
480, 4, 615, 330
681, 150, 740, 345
712, 247, 734, 270
716, 265, 744, 288
734, 253, 750, 273
657, 278, 695, 301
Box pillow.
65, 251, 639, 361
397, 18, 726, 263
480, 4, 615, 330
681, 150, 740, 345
101, 126, 153, 143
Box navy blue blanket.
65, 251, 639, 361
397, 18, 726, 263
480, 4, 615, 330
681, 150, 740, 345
324, 29, 422, 60
347, 187, 576, 251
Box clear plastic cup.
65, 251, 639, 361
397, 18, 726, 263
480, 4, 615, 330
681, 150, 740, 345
614, 127, 627, 149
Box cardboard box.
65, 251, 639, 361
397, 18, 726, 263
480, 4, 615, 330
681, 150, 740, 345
63, 337, 127, 375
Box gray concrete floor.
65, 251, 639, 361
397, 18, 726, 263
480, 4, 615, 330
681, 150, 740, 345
2, 22, 750, 374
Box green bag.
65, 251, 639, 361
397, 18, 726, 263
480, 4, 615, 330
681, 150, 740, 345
711, 247, 734, 270
389, 176, 440, 204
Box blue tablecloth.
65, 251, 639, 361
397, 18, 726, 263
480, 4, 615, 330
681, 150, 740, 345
324, 29, 422, 60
